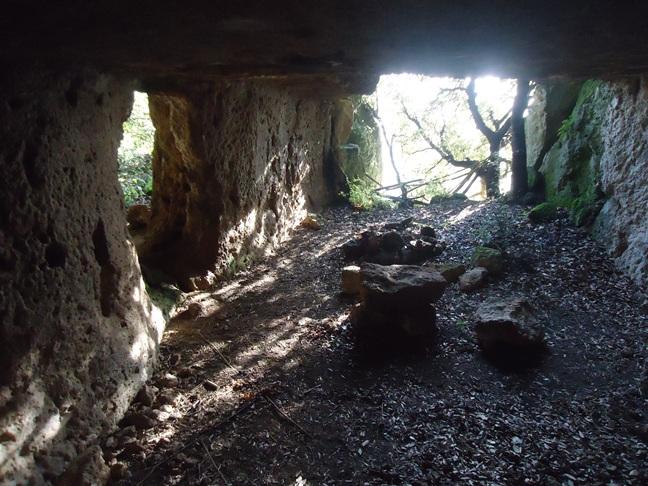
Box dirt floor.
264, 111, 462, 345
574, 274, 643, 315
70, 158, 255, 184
107, 200, 648, 485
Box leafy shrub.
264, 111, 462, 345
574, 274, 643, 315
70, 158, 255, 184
118, 153, 153, 207
346, 177, 394, 210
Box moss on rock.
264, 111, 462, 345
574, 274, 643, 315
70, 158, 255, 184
528, 202, 558, 223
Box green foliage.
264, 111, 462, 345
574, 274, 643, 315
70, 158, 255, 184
225, 254, 254, 278
118, 154, 153, 207
346, 96, 382, 182
557, 117, 574, 140
145, 282, 182, 321
346, 177, 394, 210
118, 92, 155, 207
528, 202, 558, 223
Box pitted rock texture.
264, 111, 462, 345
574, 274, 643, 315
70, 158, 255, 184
534, 78, 648, 289
0, 70, 164, 484
141, 81, 345, 289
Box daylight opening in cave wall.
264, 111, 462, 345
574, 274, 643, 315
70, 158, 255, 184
358, 74, 524, 203
118, 91, 155, 208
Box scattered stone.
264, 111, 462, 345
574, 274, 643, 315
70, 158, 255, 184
383, 217, 413, 230
120, 412, 156, 430
126, 204, 152, 229
156, 390, 177, 406
380, 231, 405, 252
301, 213, 322, 230
459, 267, 488, 291
408, 239, 438, 263
360, 263, 447, 310
474, 298, 546, 368
437, 263, 466, 283
173, 302, 203, 321
203, 379, 218, 391
419, 225, 436, 238
471, 246, 504, 275
176, 366, 193, 378
110, 462, 130, 481
341, 265, 362, 295
150, 409, 171, 422
159, 373, 179, 387
58, 445, 110, 486
135, 384, 156, 407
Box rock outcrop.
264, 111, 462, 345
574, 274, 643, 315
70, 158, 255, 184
0, 69, 164, 483
140, 80, 347, 290
530, 77, 648, 289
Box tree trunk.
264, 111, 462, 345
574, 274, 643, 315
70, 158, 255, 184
511, 79, 531, 200
482, 141, 501, 198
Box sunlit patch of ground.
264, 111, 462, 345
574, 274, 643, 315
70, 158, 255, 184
110, 200, 647, 485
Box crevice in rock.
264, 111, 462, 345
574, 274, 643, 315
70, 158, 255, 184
92, 219, 118, 317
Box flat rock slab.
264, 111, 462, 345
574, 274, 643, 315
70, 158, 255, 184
474, 298, 546, 368
360, 263, 447, 310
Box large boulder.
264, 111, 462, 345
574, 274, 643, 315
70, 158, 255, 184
360, 263, 448, 311
474, 298, 546, 368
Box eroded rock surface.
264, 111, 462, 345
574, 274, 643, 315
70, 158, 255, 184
140, 81, 347, 290
0, 69, 164, 483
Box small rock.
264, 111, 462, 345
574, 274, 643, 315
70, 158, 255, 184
301, 213, 321, 230
110, 462, 130, 481
176, 366, 193, 378
120, 442, 146, 457
383, 217, 413, 230
174, 302, 202, 321
156, 390, 177, 406
419, 225, 436, 238
203, 380, 218, 391
437, 263, 466, 283
150, 409, 171, 422
471, 246, 504, 275
459, 267, 488, 291
120, 412, 156, 430
341, 265, 363, 295
159, 373, 179, 387
380, 231, 405, 252
135, 384, 156, 407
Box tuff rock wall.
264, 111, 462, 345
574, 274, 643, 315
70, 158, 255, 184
140, 81, 347, 290
0, 70, 164, 483
529, 78, 648, 289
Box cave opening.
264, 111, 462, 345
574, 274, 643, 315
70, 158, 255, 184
1, 3, 648, 484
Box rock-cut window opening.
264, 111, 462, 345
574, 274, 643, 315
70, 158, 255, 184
118, 91, 155, 208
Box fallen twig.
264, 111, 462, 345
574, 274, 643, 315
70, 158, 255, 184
197, 331, 238, 373
200, 438, 230, 486
262, 393, 311, 438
